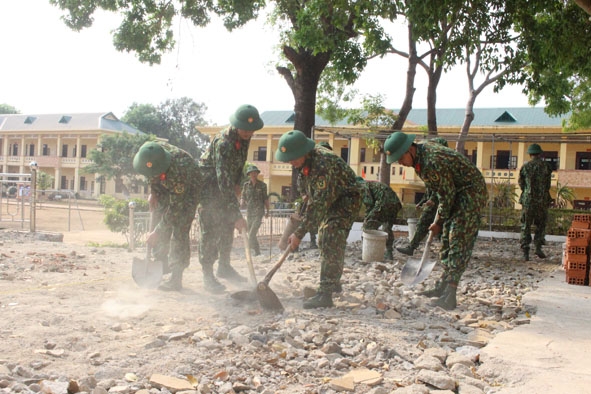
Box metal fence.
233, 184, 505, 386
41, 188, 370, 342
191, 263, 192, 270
128, 208, 296, 250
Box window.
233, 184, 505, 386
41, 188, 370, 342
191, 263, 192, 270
490, 151, 517, 169
340, 147, 348, 163
541, 151, 559, 171
62, 144, 68, 157
73, 146, 77, 157
43, 144, 50, 156
253, 146, 267, 161
360, 148, 366, 162
576, 152, 591, 170
11, 144, 18, 156
464, 149, 477, 165
81, 145, 87, 158
60, 176, 67, 190
80, 177, 86, 191
28, 144, 35, 156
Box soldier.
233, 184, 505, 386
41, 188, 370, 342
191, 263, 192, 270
305, 141, 333, 249
240, 165, 270, 256
384, 132, 487, 310
519, 143, 552, 261
198, 104, 264, 293
397, 137, 448, 256
133, 141, 201, 291
357, 177, 402, 260
275, 130, 361, 309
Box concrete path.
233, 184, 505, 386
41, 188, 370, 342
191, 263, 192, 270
480, 268, 591, 393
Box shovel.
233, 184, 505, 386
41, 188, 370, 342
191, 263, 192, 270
229, 230, 259, 301
256, 247, 291, 311
132, 245, 163, 289
400, 230, 437, 285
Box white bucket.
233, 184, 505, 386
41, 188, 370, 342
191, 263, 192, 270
362, 230, 388, 262
407, 218, 418, 240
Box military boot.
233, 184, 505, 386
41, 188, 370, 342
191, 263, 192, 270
534, 246, 546, 259
523, 248, 530, 261
308, 233, 318, 249
158, 266, 183, 292
303, 292, 334, 309
396, 245, 416, 256
202, 270, 226, 293
217, 263, 247, 283
384, 249, 394, 261
419, 280, 446, 298
431, 282, 457, 310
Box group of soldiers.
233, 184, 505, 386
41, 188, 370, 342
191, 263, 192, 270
133, 109, 552, 311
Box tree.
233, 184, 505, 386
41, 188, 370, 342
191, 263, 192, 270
0, 104, 19, 114
553, 182, 576, 209
122, 98, 209, 159
84, 132, 151, 197
515, 1, 591, 131
37, 171, 55, 191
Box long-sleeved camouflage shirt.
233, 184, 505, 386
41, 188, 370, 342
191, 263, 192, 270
519, 156, 552, 207
199, 127, 249, 221
242, 179, 268, 218
149, 142, 200, 234
294, 148, 361, 239
360, 180, 402, 222
414, 142, 487, 223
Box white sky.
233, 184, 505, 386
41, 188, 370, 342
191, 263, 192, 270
1, 0, 535, 126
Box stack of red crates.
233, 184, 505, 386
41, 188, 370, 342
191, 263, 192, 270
565, 214, 591, 286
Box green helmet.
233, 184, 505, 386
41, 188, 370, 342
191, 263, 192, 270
229, 104, 264, 131
384, 132, 416, 164
275, 130, 316, 162
527, 143, 543, 155
133, 141, 172, 178
318, 141, 333, 151
246, 165, 260, 175
432, 137, 448, 147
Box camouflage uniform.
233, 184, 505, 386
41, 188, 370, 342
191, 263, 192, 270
198, 127, 248, 281
241, 177, 268, 255
410, 189, 439, 249
359, 180, 402, 256
519, 156, 552, 255
295, 148, 362, 294
414, 142, 487, 285
146, 143, 201, 273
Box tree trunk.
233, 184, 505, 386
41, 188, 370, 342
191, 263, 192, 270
277, 47, 331, 201
426, 64, 443, 136
456, 93, 477, 154
380, 24, 419, 185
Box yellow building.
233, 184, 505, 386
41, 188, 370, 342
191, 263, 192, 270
200, 108, 591, 209
0, 112, 143, 198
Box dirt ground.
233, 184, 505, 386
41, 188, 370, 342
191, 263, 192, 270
0, 204, 566, 394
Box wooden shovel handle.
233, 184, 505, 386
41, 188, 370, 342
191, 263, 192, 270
242, 230, 258, 286
262, 247, 291, 285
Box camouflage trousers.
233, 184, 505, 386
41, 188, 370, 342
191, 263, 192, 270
410, 204, 437, 249
363, 204, 402, 253
520, 204, 548, 250
316, 195, 361, 293
153, 198, 198, 271
246, 213, 264, 254
438, 193, 483, 284
198, 203, 235, 273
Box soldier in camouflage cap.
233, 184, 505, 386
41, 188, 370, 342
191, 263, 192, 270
384, 132, 487, 310
197, 104, 264, 293
276, 130, 361, 309
133, 141, 201, 291
397, 137, 449, 257
519, 143, 552, 260
357, 177, 402, 261
240, 165, 270, 256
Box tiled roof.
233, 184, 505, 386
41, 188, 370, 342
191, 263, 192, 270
260, 107, 568, 127
0, 112, 143, 134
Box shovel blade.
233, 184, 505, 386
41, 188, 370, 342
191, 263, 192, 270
230, 290, 258, 302
256, 282, 284, 312
132, 257, 163, 289
409, 259, 437, 285
400, 257, 421, 285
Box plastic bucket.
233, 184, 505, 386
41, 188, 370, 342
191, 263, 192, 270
362, 230, 388, 262
407, 218, 418, 240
